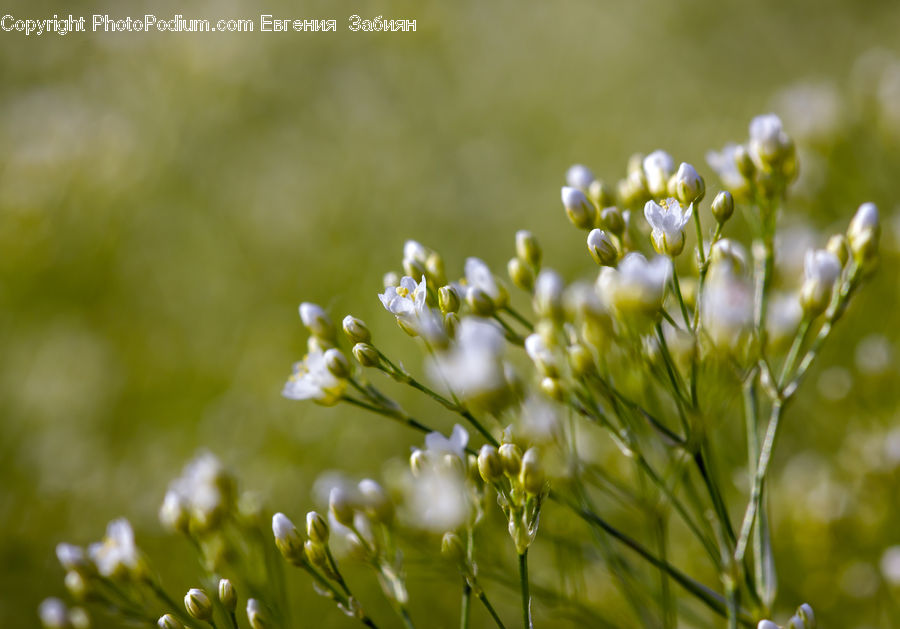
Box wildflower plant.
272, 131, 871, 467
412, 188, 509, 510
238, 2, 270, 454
44, 113, 881, 629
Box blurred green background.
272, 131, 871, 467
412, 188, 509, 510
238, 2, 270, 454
2, 0, 900, 626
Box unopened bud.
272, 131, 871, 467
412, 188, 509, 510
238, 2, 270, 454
598, 206, 625, 236
568, 344, 594, 376
68, 608, 89, 629
466, 287, 495, 316
441, 531, 466, 563
797, 603, 816, 628
734, 145, 755, 180
184, 588, 213, 621
477, 445, 504, 483
218, 579, 236, 613
329, 486, 356, 527
383, 272, 400, 288
352, 343, 379, 367
324, 348, 350, 379
826, 234, 849, 268
498, 443, 523, 477
410, 448, 429, 476
589, 180, 616, 209
799, 249, 842, 317
403, 257, 427, 280
426, 252, 446, 285
272, 513, 304, 564
674, 162, 705, 204
847, 202, 880, 262
540, 376, 565, 401
246, 599, 270, 629
711, 190, 734, 224
342, 315, 371, 344
158, 614, 184, 629
587, 229, 618, 266
533, 269, 564, 320
299, 302, 335, 341
519, 448, 545, 495
64, 571, 89, 601
306, 511, 329, 544
438, 285, 461, 314
39, 598, 69, 629
358, 479, 394, 523
516, 230, 542, 267
508, 257, 535, 291
304, 540, 330, 573
565, 164, 595, 190
561, 187, 597, 230
757, 622, 779, 629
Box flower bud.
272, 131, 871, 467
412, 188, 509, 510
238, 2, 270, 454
64, 571, 89, 601
39, 598, 69, 629
218, 579, 236, 613
561, 187, 597, 230
329, 486, 357, 527
56, 544, 88, 573
272, 513, 304, 564
438, 285, 461, 314
352, 343, 380, 368
799, 249, 842, 317
847, 202, 879, 262
246, 599, 270, 629
184, 588, 213, 621
674, 162, 705, 204
409, 448, 429, 476
426, 252, 446, 286
566, 164, 595, 190
324, 348, 351, 379
158, 614, 184, 629
498, 443, 523, 477
540, 376, 565, 401
519, 448, 545, 495
757, 622, 779, 629
734, 145, 755, 179
383, 272, 400, 288
516, 230, 542, 267
68, 608, 89, 629
587, 229, 618, 266
826, 234, 849, 268
477, 445, 504, 483
567, 344, 595, 376
507, 257, 535, 291
598, 206, 625, 236
466, 287, 495, 316
299, 302, 335, 341
533, 269, 564, 320
797, 603, 816, 628
441, 532, 466, 563
342, 315, 371, 344
358, 479, 394, 523
403, 257, 427, 281
711, 190, 734, 224
589, 181, 616, 209
304, 540, 331, 574
306, 511, 329, 544
159, 491, 189, 533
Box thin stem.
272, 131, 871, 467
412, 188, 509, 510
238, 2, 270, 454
502, 305, 535, 331
400, 607, 417, 629
734, 399, 782, 564
492, 313, 526, 344
228, 611, 239, 629
671, 266, 692, 329
654, 514, 674, 629
461, 580, 472, 629
518, 551, 533, 629
476, 590, 508, 629
777, 319, 810, 388
340, 395, 433, 436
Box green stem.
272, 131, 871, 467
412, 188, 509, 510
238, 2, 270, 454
777, 319, 810, 388
671, 265, 692, 329
340, 395, 433, 436
476, 590, 508, 629
734, 399, 782, 564
518, 551, 533, 629
461, 580, 472, 629
492, 313, 526, 344
502, 305, 534, 331
655, 515, 674, 629
400, 607, 417, 629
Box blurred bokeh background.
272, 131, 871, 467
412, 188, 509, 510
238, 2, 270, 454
2, 0, 900, 626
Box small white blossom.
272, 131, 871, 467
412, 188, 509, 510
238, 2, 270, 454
405, 467, 471, 533
428, 318, 507, 402
56, 543, 86, 572
39, 598, 69, 629
424, 424, 469, 460
706, 143, 750, 195
749, 113, 791, 168
524, 333, 558, 376
597, 252, 670, 316
379, 275, 443, 338
644, 198, 692, 256
565, 164, 595, 190
160, 452, 233, 532
283, 349, 347, 406
88, 518, 142, 579
464, 257, 501, 303
702, 265, 753, 352
643, 150, 675, 196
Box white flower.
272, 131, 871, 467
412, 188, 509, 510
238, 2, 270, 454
161, 452, 234, 532
644, 198, 692, 256
464, 257, 501, 302
749, 113, 790, 168
702, 265, 753, 351
283, 349, 346, 405
56, 543, 86, 571
88, 518, 142, 578
565, 164, 595, 190
378, 275, 442, 338
706, 143, 749, 195
405, 467, 471, 533
38, 598, 69, 629
428, 318, 507, 402
597, 252, 670, 316
642, 150, 675, 196
424, 424, 469, 460
524, 333, 558, 376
